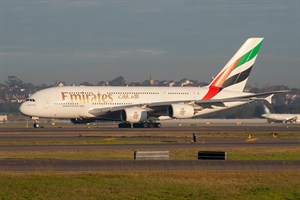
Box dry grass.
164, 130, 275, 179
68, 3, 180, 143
0, 149, 132, 160
0, 146, 299, 160
171, 146, 300, 160
0, 171, 299, 200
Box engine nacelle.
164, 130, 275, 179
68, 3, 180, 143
121, 108, 148, 123
70, 118, 95, 124
168, 104, 194, 119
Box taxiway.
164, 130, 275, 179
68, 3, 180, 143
0, 124, 299, 172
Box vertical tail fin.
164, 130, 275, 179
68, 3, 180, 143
263, 105, 272, 115
203, 38, 264, 100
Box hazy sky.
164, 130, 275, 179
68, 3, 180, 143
0, 0, 299, 87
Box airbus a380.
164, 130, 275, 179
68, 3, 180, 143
20, 38, 287, 128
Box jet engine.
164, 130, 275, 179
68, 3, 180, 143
70, 118, 96, 124
120, 108, 148, 123
168, 104, 194, 119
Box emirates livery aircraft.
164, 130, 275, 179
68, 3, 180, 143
20, 38, 286, 128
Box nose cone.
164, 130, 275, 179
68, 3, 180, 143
19, 102, 30, 116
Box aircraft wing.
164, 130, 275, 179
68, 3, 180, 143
88, 90, 289, 117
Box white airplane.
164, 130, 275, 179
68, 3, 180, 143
262, 105, 300, 123
20, 38, 287, 128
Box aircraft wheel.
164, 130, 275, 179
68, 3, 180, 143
147, 123, 161, 128
118, 122, 132, 128
132, 123, 139, 128
142, 123, 149, 128
148, 123, 155, 128
131, 122, 161, 128
33, 123, 40, 128
133, 123, 147, 128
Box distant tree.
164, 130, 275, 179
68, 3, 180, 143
291, 88, 300, 94
249, 87, 261, 93
109, 76, 126, 86
80, 82, 94, 86
36, 84, 49, 90
97, 81, 109, 86
254, 104, 265, 117
6, 76, 23, 87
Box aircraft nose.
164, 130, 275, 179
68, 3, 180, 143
19, 102, 29, 116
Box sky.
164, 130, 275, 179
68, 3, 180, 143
0, 0, 299, 87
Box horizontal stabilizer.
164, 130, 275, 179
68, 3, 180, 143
265, 94, 274, 104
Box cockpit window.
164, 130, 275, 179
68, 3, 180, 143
26, 99, 35, 102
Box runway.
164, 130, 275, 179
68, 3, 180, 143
0, 159, 299, 172
0, 138, 299, 151
0, 124, 299, 172
3, 123, 300, 133
1, 124, 299, 150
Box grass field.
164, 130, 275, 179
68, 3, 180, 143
0, 146, 299, 160
1, 123, 299, 199
0, 171, 299, 200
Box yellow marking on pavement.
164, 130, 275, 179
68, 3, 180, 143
246, 138, 257, 142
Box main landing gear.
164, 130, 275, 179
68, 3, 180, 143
118, 122, 161, 128
118, 122, 132, 128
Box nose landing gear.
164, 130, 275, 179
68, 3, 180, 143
32, 117, 40, 128
33, 123, 40, 128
